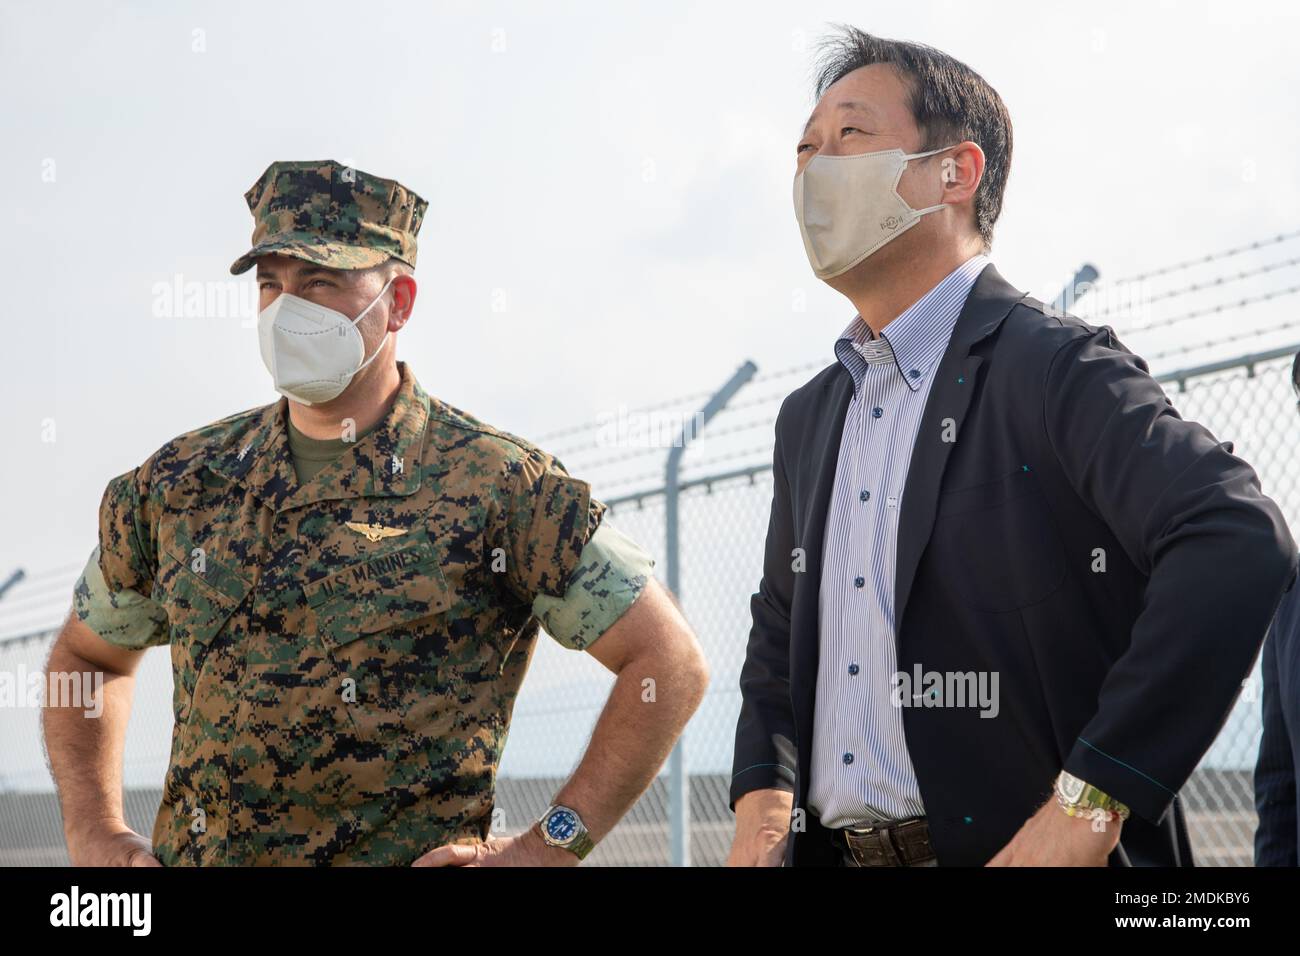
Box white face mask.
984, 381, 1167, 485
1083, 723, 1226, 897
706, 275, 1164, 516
256, 277, 395, 406
793, 144, 957, 280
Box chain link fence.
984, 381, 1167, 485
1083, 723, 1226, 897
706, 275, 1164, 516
2, 347, 1298, 866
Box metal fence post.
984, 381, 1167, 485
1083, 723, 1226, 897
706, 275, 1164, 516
0, 569, 24, 602
1051, 263, 1099, 315
664, 360, 758, 867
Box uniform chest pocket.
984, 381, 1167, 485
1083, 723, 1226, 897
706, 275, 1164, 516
154, 535, 254, 725
302, 532, 452, 645
931, 467, 1067, 614
302, 532, 456, 740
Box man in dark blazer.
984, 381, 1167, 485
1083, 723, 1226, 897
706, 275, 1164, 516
728, 28, 1296, 867
1254, 352, 1300, 867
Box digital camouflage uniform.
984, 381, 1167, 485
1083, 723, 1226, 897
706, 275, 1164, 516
72, 161, 653, 865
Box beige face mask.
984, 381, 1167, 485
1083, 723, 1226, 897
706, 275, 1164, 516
793, 144, 957, 280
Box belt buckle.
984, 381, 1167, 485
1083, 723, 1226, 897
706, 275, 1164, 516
843, 818, 931, 867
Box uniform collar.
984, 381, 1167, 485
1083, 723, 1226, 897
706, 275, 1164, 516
209, 361, 430, 512
834, 254, 989, 400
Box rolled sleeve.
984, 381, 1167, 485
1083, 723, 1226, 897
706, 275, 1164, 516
76, 463, 167, 649
532, 520, 655, 650
73, 545, 169, 649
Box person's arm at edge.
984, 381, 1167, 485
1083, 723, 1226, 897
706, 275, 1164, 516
1255, 607, 1298, 866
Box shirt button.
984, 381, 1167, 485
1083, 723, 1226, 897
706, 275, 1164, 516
859, 490, 870, 502
848, 663, 860, 676
872, 407, 883, 419
854, 576, 865, 588
843, 753, 854, 765
909, 369, 921, 379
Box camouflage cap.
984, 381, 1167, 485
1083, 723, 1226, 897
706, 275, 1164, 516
229, 160, 428, 275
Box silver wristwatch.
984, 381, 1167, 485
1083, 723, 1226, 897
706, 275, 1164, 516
536, 804, 595, 860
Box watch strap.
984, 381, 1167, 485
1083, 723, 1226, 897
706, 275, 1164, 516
538, 805, 595, 860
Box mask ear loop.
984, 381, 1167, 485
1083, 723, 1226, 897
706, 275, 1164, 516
903, 143, 960, 161
350, 275, 399, 374
902, 144, 961, 217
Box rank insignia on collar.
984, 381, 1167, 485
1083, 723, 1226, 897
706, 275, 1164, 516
344, 521, 409, 542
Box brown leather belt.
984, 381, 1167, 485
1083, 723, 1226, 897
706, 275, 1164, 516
839, 817, 936, 867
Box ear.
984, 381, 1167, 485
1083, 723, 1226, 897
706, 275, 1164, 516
939, 141, 984, 207
387, 274, 418, 330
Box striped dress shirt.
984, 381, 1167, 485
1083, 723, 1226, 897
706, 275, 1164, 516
809, 254, 990, 830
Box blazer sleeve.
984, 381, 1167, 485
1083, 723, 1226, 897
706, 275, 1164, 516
1042, 326, 1297, 824
1254, 603, 1298, 865
729, 411, 799, 809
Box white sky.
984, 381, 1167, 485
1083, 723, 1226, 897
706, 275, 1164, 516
3, 0, 1300, 616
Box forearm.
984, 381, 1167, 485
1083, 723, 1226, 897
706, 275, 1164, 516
42, 638, 136, 844
734, 787, 794, 831
552, 644, 707, 842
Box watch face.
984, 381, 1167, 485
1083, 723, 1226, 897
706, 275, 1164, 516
1059, 772, 1086, 803
544, 808, 579, 844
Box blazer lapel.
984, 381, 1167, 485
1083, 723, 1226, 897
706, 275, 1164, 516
893, 352, 984, 625
894, 264, 1025, 627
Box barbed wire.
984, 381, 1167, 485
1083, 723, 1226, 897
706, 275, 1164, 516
547, 378, 819, 461
719, 383, 816, 414
1112, 228, 1300, 284
1093, 254, 1300, 319
1, 579, 79, 604
543, 358, 831, 453
533, 386, 717, 446
0, 611, 71, 645
0, 569, 82, 626
1116, 282, 1300, 337
1143, 318, 1300, 364
4, 562, 83, 585
753, 358, 829, 383
678, 415, 775, 443
593, 441, 776, 498
563, 442, 668, 471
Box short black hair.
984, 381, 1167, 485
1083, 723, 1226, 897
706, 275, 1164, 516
812, 26, 1013, 250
